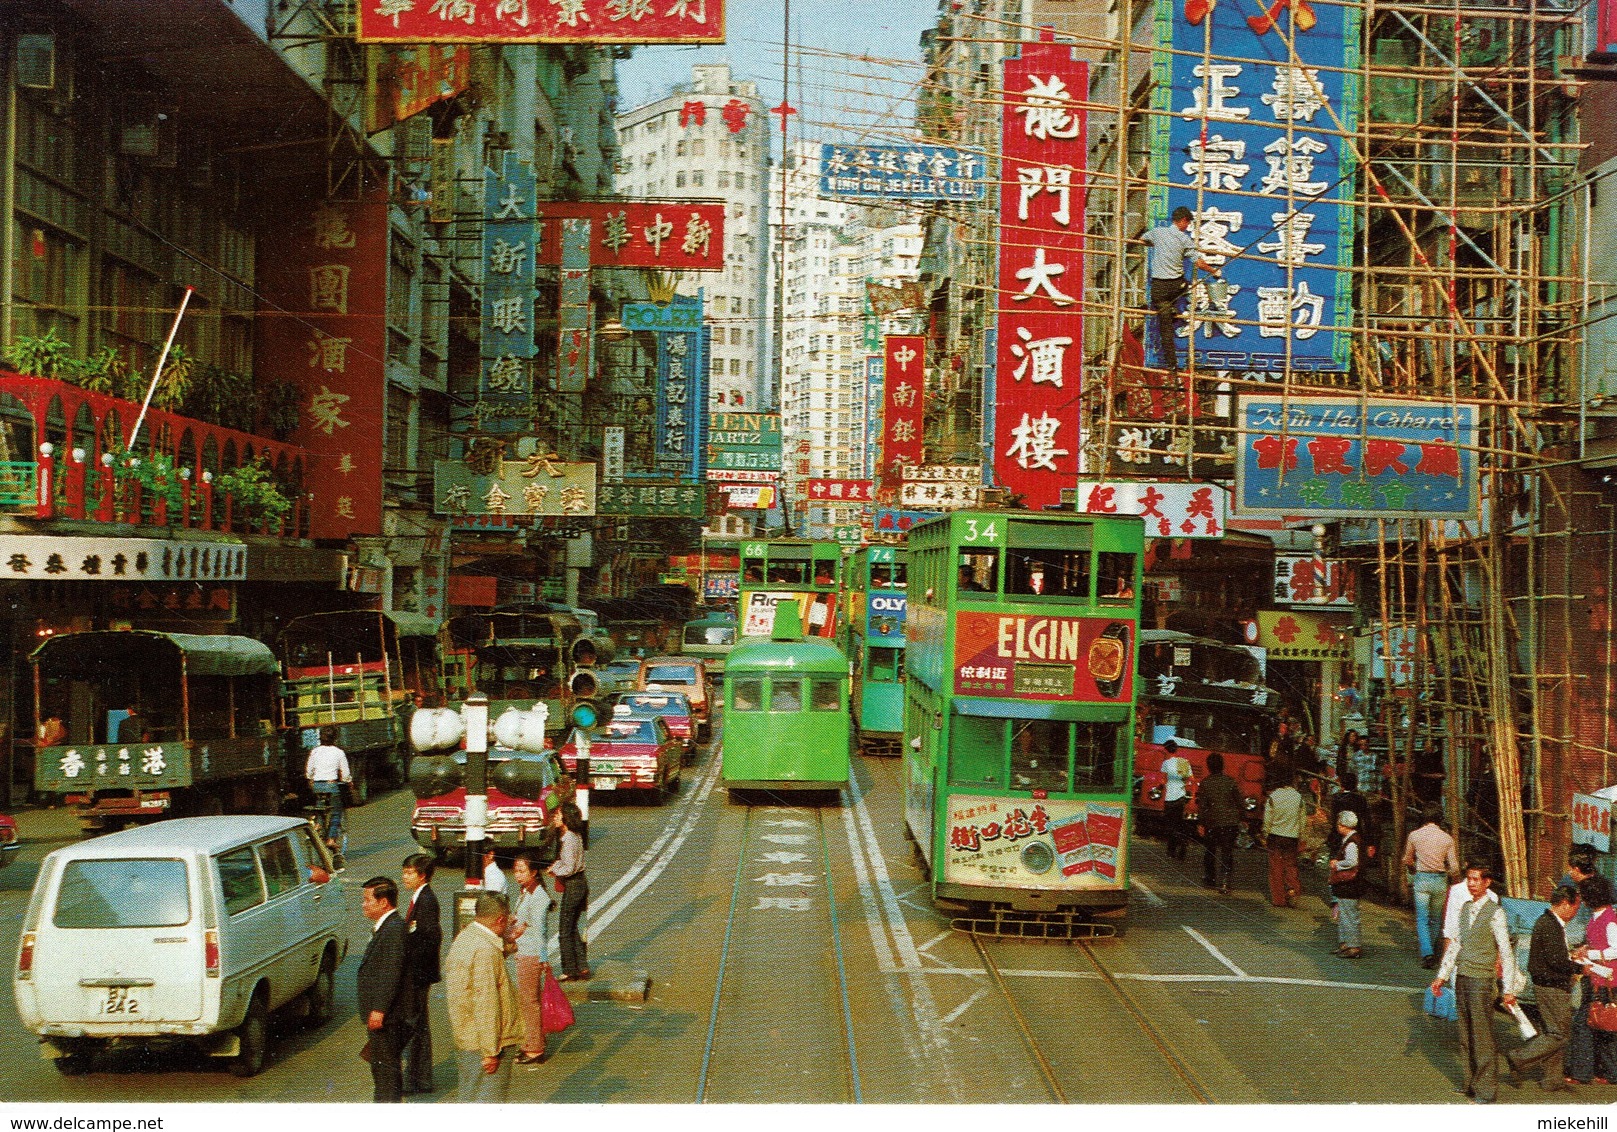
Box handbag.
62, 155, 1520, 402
539, 962, 575, 1034
1330, 865, 1359, 886
1424, 984, 1458, 1021
1589, 990, 1617, 1033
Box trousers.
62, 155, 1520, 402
1511, 983, 1572, 1085
1162, 797, 1188, 860
558, 873, 590, 978
1150, 277, 1189, 373
1455, 973, 1502, 1101
402, 981, 433, 1091
456, 1047, 514, 1103
1203, 824, 1236, 888
514, 955, 548, 1056
1266, 835, 1299, 906
1411, 871, 1448, 960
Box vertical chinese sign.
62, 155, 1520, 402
476, 153, 537, 433
880, 335, 925, 496
864, 354, 884, 485
654, 294, 707, 480
257, 192, 388, 539
995, 29, 1086, 511
1155, 0, 1359, 372
557, 218, 592, 394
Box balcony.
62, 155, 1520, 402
0, 372, 312, 538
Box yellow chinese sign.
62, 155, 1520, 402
1256, 610, 1352, 661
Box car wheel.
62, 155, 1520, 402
651, 772, 669, 806
53, 1042, 94, 1076
230, 993, 270, 1077
305, 954, 336, 1028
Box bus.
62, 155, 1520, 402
1132, 629, 1281, 844
720, 610, 851, 800
845, 544, 908, 756
904, 510, 1144, 939
680, 611, 737, 673
736, 539, 843, 640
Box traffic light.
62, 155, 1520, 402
570, 699, 599, 729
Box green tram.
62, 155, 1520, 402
845, 544, 908, 756
719, 610, 851, 799
904, 510, 1144, 939
736, 538, 843, 640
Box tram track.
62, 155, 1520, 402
696, 802, 862, 1104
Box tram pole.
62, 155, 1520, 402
458, 694, 489, 933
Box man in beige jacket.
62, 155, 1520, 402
444, 892, 525, 1102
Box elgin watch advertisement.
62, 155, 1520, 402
944, 795, 1127, 891
952, 612, 1133, 702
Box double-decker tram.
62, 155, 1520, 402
845, 544, 908, 756
904, 510, 1144, 939
736, 538, 843, 640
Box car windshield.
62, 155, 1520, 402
53, 858, 190, 928
605, 719, 658, 743
624, 694, 687, 715
647, 664, 699, 684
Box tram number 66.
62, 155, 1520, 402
962, 519, 999, 544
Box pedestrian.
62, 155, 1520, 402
1568, 875, 1617, 1086
1140, 205, 1218, 375
356, 876, 411, 1104
305, 726, 352, 852
1400, 810, 1459, 969
1349, 734, 1380, 794
548, 801, 591, 981
1333, 727, 1359, 781
1261, 772, 1303, 908
444, 892, 525, 1103
1328, 811, 1365, 959
1562, 846, 1598, 947
1506, 883, 1583, 1091
1327, 770, 1369, 856
1159, 740, 1192, 861
1196, 751, 1242, 895
480, 843, 507, 894
1431, 862, 1526, 1103
117, 702, 148, 744
400, 853, 442, 1096
509, 849, 555, 1066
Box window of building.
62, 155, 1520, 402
676, 171, 687, 187
692, 139, 706, 156
729, 327, 741, 345
717, 171, 730, 188
676, 139, 687, 156
729, 358, 741, 375
692, 170, 704, 187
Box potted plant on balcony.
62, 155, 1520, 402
215, 459, 292, 532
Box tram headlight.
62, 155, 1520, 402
1020, 841, 1055, 875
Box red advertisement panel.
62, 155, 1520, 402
993, 29, 1087, 510
359, 0, 725, 44
535, 202, 725, 271
806, 478, 873, 503
880, 335, 925, 490
951, 610, 1132, 703
255, 192, 388, 539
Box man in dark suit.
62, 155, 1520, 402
357, 876, 410, 1103
1508, 883, 1584, 1091
401, 853, 443, 1095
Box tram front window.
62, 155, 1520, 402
1098, 552, 1137, 603
1072, 721, 1119, 788
810, 678, 841, 711
957, 552, 997, 597
768, 562, 807, 584
769, 678, 802, 712
1006, 549, 1090, 599
868, 646, 900, 682
1011, 720, 1070, 792
731, 679, 763, 712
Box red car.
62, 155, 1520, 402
411, 749, 564, 864
0, 812, 16, 867
559, 711, 683, 803
611, 689, 697, 763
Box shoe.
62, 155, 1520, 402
577, 969, 592, 981
555, 974, 573, 983
514, 1051, 548, 1065
1452, 1087, 1474, 1097
1542, 1081, 1573, 1092
1421, 955, 1437, 969
1339, 948, 1362, 959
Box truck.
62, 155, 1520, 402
32, 631, 284, 833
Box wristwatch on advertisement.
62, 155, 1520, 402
1088, 621, 1130, 700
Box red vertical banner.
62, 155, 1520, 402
1602, 0, 1617, 55
880, 335, 925, 495
256, 191, 388, 538
994, 29, 1087, 510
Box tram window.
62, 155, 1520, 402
957, 552, 997, 597
1098, 552, 1137, 603
948, 716, 1005, 787
1011, 720, 1070, 792
731, 679, 763, 712
868, 646, 899, 682
769, 678, 802, 712
812, 557, 838, 585
1006, 549, 1090, 599
870, 566, 891, 588
768, 562, 807, 584
742, 558, 765, 583
809, 678, 841, 711
1072, 721, 1120, 788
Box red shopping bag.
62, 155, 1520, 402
540, 963, 575, 1034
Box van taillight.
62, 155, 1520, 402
17, 931, 34, 978
205, 929, 220, 977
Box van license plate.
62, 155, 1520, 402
99, 987, 139, 1015
594, 777, 618, 791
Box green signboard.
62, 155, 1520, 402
707, 411, 782, 473
598, 481, 706, 518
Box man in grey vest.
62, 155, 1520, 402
1431, 862, 1525, 1103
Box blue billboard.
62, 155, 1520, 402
1153, 1, 1360, 372
1234, 396, 1478, 518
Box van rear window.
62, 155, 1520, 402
53, 858, 189, 928
647, 665, 699, 684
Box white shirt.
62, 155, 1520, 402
1161, 755, 1192, 803
482, 859, 506, 894
1443, 881, 1497, 941
305, 744, 351, 783
1143, 223, 1199, 281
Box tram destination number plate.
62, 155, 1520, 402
1014, 662, 1075, 698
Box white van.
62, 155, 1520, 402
14, 815, 346, 1077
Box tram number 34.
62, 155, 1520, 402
961, 519, 999, 544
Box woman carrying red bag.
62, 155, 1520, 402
1570, 875, 1617, 1084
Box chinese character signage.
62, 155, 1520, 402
557, 218, 591, 395
1070, 481, 1226, 539
477, 153, 538, 432
899, 481, 980, 510
359, 0, 725, 43
1154, 0, 1360, 371
1256, 609, 1351, 661
818, 143, 985, 200
863, 355, 883, 483
1573, 791, 1613, 853
392, 44, 470, 122
597, 482, 705, 518
807, 479, 873, 503
707, 412, 782, 474
0, 536, 247, 581
653, 296, 706, 479
1235, 396, 1478, 518
995, 30, 1086, 510
952, 611, 1133, 703
37, 739, 278, 794
721, 484, 776, 509
433, 458, 597, 516
538, 201, 724, 271
1272, 554, 1354, 606
603, 426, 625, 482
880, 335, 925, 488
256, 192, 388, 538
874, 507, 937, 534
944, 795, 1127, 891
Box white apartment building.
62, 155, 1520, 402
614, 63, 772, 411
770, 143, 922, 535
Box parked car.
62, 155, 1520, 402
636, 655, 712, 739
558, 708, 683, 803
0, 812, 17, 866
14, 815, 345, 1077
611, 689, 697, 763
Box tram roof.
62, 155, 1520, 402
725, 635, 848, 673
